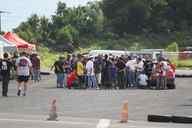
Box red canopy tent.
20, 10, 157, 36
3, 32, 36, 53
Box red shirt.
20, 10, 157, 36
67, 71, 77, 88
166, 69, 174, 79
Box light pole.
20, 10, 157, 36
0, 11, 10, 33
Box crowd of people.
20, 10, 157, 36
0, 52, 40, 97
0, 51, 176, 97
51, 54, 176, 90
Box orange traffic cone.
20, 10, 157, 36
120, 101, 128, 123
47, 98, 58, 121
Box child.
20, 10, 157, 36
67, 70, 78, 89
137, 72, 148, 89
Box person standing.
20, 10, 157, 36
86, 57, 97, 89
70, 54, 77, 71
116, 57, 126, 89
126, 57, 136, 87
16, 52, 32, 96
76, 55, 85, 89
0, 53, 12, 97
144, 57, 153, 78
51, 56, 65, 88
31, 53, 41, 83
109, 57, 117, 89
135, 57, 144, 87
153, 60, 161, 89
159, 58, 168, 89
64, 55, 72, 74
101, 55, 109, 89
94, 55, 103, 89
106, 57, 115, 89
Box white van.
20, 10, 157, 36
88, 50, 162, 60
89, 50, 130, 57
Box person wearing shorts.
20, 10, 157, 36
17, 76, 30, 83
16, 52, 32, 96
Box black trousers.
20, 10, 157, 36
117, 70, 125, 89
2, 75, 10, 96
78, 75, 85, 89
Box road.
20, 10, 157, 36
0, 75, 191, 127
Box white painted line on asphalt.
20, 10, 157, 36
96, 119, 111, 128
112, 124, 162, 128
0, 118, 95, 126
0, 112, 137, 122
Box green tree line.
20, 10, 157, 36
13, 0, 192, 52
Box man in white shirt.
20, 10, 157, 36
86, 57, 97, 89
135, 57, 144, 87
86, 58, 94, 76
136, 58, 144, 72
126, 57, 136, 87
16, 52, 32, 96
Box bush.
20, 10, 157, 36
39, 47, 64, 69
177, 59, 192, 69
165, 42, 179, 52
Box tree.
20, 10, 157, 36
13, 0, 192, 51
167, 0, 192, 31
14, 14, 51, 45
56, 2, 67, 16
39, 16, 51, 42
56, 25, 79, 45
102, 0, 150, 34
145, 0, 169, 32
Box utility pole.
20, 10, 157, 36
0, 11, 10, 33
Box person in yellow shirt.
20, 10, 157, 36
76, 55, 85, 89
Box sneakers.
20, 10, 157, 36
96, 87, 100, 90
17, 90, 21, 96
17, 90, 26, 96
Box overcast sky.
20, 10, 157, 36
0, 0, 97, 31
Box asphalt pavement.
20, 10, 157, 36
0, 75, 192, 127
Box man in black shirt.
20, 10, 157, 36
94, 55, 103, 89
116, 57, 126, 89
51, 56, 65, 88
0, 53, 12, 97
